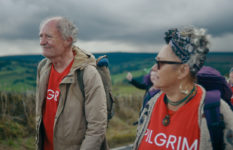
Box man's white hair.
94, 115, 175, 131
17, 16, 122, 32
40, 16, 78, 44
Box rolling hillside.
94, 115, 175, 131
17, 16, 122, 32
0, 52, 233, 149
0, 52, 232, 92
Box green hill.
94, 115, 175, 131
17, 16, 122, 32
0, 52, 233, 149
0, 52, 232, 92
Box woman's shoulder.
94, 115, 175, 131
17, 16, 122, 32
147, 91, 164, 106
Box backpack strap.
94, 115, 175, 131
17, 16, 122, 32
77, 67, 110, 149
204, 90, 225, 150
77, 69, 86, 120
77, 69, 85, 98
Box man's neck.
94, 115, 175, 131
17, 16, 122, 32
51, 50, 74, 73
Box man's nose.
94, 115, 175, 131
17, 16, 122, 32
40, 36, 47, 46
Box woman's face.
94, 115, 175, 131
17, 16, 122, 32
151, 45, 182, 89
229, 71, 233, 84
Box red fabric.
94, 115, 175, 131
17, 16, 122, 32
139, 86, 202, 150
43, 60, 73, 150
231, 86, 233, 105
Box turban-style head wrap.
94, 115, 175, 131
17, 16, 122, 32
164, 26, 210, 75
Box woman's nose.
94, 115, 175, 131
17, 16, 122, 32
152, 64, 158, 71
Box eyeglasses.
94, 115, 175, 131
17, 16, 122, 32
155, 59, 183, 70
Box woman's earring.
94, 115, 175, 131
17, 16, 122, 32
179, 84, 189, 95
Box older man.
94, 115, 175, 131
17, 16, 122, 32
36, 16, 107, 150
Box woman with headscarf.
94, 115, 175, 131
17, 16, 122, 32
133, 26, 233, 150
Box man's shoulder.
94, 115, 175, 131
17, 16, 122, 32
37, 57, 50, 71
83, 65, 98, 76
38, 57, 47, 65
72, 46, 96, 70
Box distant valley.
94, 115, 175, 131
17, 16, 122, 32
0, 52, 232, 92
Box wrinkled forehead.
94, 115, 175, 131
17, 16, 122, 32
156, 45, 181, 61
40, 19, 58, 32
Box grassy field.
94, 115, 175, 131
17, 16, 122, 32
0, 59, 37, 92
0, 85, 145, 149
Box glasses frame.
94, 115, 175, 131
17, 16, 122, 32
155, 59, 183, 70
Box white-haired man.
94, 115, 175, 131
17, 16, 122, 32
36, 16, 107, 150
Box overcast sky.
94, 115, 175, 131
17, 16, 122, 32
0, 0, 233, 56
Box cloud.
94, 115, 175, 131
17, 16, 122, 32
0, 0, 232, 55
76, 40, 163, 53
210, 33, 233, 51
0, 39, 40, 56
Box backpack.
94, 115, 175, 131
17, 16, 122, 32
77, 55, 114, 122
197, 66, 233, 150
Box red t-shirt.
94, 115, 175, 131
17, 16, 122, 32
43, 60, 74, 150
139, 85, 202, 150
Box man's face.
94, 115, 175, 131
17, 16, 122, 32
39, 20, 67, 59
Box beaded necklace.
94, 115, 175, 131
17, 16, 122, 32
167, 86, 196, 106
162, 85, 197, 126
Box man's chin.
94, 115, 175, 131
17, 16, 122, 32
42, 52, 53, 58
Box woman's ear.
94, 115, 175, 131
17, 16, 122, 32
177, 64, 190, 79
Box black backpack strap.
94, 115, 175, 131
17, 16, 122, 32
77, 69, 85, 98
204, 90, 225, 150
77, 69, 86, 120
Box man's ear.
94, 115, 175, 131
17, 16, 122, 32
177, 64, 190, 80
64, 37, 73, 47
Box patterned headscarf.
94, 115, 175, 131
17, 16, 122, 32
164, 27, 209, 75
